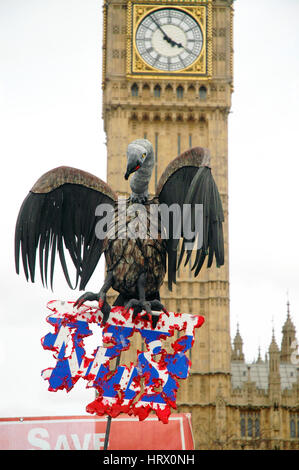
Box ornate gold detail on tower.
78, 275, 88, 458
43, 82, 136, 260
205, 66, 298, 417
127, 1, 212, 79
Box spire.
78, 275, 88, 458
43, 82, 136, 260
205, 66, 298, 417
282, 300, 295, 332
231, 323, 245, 362
269, 327, 279, 353
281, 300, 296, 363
269, 327, 280, 372
268, 327, 281, 397
256, 345, 263, 364
235, 322, 242, 342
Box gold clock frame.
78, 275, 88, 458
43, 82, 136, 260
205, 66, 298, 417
126, 0, 212, 79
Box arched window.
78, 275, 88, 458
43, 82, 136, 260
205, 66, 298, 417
165, 84, 173, 97
176, 85, 184, 100
131, 83, 138, 97
199, 85, 207, 100
247, 418, 253, 437
240, 417, 246, 437
188, 85, 196, 99
154, 84, 161, 98
142, 83, 150, 99
290, 419, 296, 438
255, 418, 260, 437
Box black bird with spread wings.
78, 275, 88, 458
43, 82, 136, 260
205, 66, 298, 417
15, 139, 224, 327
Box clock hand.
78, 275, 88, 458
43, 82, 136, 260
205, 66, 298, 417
172, 40, 183, 48
151, 16, 177, 47
179, 44, 194, 54
151, 16, 185, 49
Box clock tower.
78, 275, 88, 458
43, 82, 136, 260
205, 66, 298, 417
102, 0, 234, 448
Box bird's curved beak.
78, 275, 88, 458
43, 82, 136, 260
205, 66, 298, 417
125, 163, 141, 180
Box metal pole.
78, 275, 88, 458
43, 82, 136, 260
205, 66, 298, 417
103, 415, 112, 450
103, 353, 121, 450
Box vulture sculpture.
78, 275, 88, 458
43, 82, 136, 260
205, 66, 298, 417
15, 139, 224, 327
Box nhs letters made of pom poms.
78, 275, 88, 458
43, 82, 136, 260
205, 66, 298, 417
41, 300, 204, 423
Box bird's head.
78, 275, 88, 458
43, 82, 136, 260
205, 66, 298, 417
125, 140, 149, 180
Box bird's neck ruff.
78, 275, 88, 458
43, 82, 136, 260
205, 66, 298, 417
128, 140, 155, 202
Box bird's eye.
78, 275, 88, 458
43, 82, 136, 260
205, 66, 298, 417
142, 153, 146, 159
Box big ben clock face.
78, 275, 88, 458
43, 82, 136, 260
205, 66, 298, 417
135, 8, 203, 72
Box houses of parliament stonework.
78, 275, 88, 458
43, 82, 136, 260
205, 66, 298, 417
101, 0, 299, 449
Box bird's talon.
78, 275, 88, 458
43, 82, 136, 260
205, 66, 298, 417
74, 292, 111, 325
123, 298, 166, 329
98, 298, 111, 325
74, 291, 99, 308
101, 304, 111, 325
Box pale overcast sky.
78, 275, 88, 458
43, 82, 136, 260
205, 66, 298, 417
0, 0, 298, 418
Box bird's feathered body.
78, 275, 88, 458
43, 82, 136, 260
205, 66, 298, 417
15, 139, 224, 325
103, 198, 166, 299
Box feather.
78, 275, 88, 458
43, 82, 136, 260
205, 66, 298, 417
156, 147, 224, 290
15, 167, 117, 290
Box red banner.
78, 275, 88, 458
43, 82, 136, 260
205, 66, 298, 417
0, 414, 194, 450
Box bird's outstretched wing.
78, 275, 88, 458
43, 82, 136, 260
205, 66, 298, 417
156, 147, 224, 290
15, 166, 117, 290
